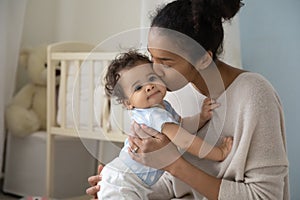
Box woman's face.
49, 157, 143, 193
148, 28, 200, 91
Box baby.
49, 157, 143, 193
97, 50, 233, 199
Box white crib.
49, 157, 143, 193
46, 42, 127, 197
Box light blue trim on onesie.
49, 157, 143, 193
120, 100, 180, 186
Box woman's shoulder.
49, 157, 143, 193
233, 72, 280, 102
234, 72, 274, 90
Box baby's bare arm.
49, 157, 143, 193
181, 98, 220, 132
162, 123, 233, 161
162, 123, 202, 156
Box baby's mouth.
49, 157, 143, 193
147, 91, 160, 99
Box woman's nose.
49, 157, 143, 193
153, 63, 164, 77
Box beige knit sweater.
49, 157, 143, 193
171, 72, 289, 200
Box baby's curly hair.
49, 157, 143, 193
104, 50, 152, 104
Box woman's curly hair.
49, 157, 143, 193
104, 50, 151, 104
151, 0, 243, 60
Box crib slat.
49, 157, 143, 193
49, 127, 127, 142
101, 60, 111, 134
51, 52, 117, 60
74, 60, 81, 133
89, 60, 94, 132
47, 55, 57, 130
60, 60, 67, 128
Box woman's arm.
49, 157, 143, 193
128, 123, 222, 200
171, 157, 288, 200
168, 157, 222, 200
128, 122, 288, 200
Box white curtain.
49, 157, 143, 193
0, 0, 27, 177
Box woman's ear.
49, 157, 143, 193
195, 51, 213, 70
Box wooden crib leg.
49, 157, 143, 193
46, 134, 54, 198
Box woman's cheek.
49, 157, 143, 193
165, 71, 189, 91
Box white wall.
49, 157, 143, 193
21, 0, 58, 47
21, 0, 141, 47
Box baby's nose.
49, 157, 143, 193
146, 84, 154, 92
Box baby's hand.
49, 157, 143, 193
200, 98, 220, 122
218, 137, 233, 161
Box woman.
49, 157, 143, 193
87, 0, 289, 199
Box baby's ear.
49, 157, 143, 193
124, 100, 134, 110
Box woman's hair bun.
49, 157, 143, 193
192, 0, 243, 20
210, 0, 242, 20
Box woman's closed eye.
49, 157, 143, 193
163, 64, 171, 68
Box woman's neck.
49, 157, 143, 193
192, 59, 245, 98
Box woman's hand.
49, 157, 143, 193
128, 122, 181, 171
86, 165, 104, 199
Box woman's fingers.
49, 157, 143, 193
128, 135, 143, 150
140, 124, 160, 137
131, 121, 161, 139
128, 122, 181, 170
128, 135, 181, 170
131, 122, 150, 139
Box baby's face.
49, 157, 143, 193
118, 63, 167, 109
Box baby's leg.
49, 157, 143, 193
98, 157, 174, 200
98, 157, 141, 199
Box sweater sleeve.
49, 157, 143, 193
219, 75, 289, 200
219, 166, 288, 199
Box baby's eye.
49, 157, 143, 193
149, 75, 157, 82
134, 85, 143, 91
